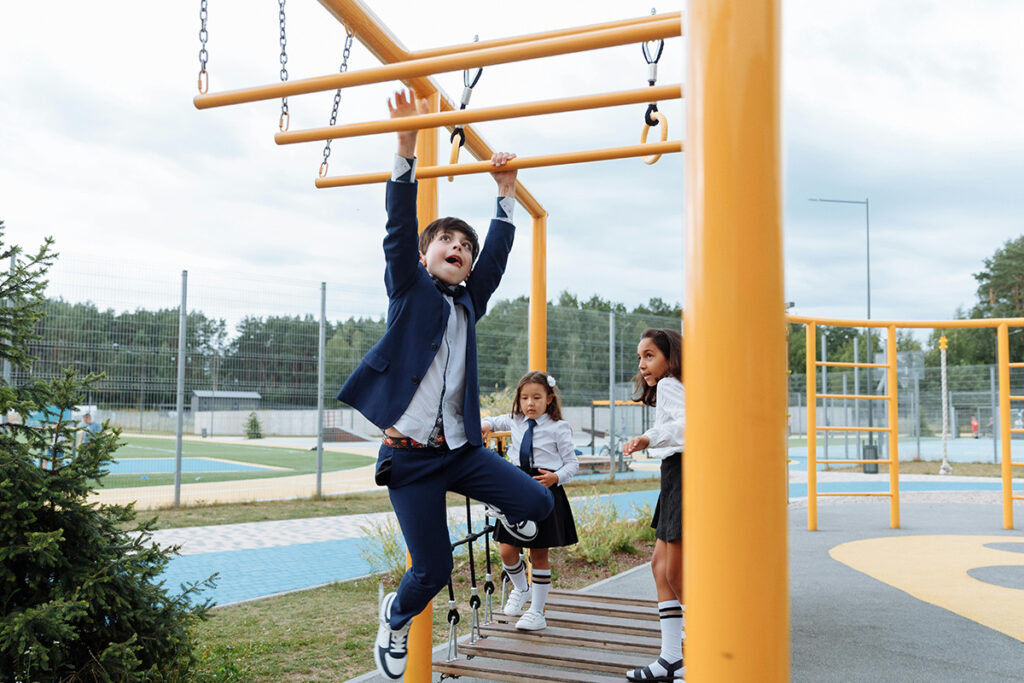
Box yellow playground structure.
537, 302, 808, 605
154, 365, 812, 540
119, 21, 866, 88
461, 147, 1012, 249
193, 1, 784, 680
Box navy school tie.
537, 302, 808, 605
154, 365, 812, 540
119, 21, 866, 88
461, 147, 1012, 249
519, 418, 537, 471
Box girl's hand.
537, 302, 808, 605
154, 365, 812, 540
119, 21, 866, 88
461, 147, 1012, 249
533, 469, 558, 488
622, 435, 650, 456
481, 423, 492, 439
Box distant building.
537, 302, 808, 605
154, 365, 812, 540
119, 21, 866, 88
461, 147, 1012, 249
190, 390, 261, 413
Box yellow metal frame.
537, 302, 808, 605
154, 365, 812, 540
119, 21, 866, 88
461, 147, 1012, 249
791, 315, 1024, 532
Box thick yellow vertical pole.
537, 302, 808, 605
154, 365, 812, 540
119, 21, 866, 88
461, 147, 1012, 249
886, 325, 900, 528
998, 323, 1014, 529
806, 324, 818, 531
407, 90, 439, 683
528, 214, 548, 371
685, 1, 787, 681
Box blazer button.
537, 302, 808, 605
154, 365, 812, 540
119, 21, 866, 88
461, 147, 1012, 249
411, 376, 420, 384
430, 343, 438, 351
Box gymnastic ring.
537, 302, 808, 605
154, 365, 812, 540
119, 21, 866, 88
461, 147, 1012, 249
447, 134, 463, 182
641, 111, 669, 165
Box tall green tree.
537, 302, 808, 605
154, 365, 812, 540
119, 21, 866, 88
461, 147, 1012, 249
0, 225, 214, 681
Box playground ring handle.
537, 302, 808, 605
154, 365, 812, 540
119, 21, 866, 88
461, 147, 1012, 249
641, 110, 668, 164
448, 128, 466, 182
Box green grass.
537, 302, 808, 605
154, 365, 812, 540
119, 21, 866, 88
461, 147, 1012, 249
95, 436, 375, 489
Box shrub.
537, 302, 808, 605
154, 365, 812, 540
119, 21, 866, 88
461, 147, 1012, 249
566, 492, 655, 564
0, 225, 215, 681
245, 412, 263, 439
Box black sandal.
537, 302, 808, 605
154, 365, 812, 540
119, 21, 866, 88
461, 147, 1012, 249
625, 656, 683, 682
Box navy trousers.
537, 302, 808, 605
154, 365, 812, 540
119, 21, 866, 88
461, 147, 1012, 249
384, 442, 554, 628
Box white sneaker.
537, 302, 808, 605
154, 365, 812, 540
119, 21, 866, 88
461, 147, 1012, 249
515, 609, 547, 631
484, 504, 538, 542
503, 586, 531, 616
373, 592, 410, 680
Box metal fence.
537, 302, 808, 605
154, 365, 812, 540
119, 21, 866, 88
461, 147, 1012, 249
19, 256, 678, 508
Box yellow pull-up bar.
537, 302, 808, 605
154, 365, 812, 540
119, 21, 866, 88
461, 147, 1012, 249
408, 11, 682, 60
275, 84, 682, 145
314, 140, 682, 188
193, 17, 681, 110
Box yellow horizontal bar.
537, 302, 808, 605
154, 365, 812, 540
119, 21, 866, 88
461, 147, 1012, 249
816, 361, 888, 368
1013, 462, 1024, 467
817, 459, 891, 464
1010, 396, 1024, 401
818, 492, 893, 498
1010, 362, 1024, 368
409, 12, 683, 59
817, 393, 888, 401
591, 400, 644, 406
1011, 429, 1024, 434
276, 85, 683, 144
315, 141, 683, 188
195, 18, 681, 110
788, 315, 1024, 330
817, 426, 889, 433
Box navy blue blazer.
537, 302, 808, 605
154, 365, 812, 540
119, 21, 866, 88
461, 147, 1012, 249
337, 180, 514, 447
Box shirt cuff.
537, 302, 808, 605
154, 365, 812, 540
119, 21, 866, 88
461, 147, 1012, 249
392, 154, 417, 183
495, 196, 515, 223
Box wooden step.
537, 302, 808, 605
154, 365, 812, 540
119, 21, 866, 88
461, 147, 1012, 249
460, 636, 651, 674
479, 621, 661, 655
432, 655, 627, 683
543, 595, 658, 621
549, 588, 658, 608
492, 610, 660, 636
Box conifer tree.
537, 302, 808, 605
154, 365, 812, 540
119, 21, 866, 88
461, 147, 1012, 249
0, 223, 215, 681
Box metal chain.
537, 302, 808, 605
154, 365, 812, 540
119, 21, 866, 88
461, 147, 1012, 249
278, 0, 290, 131
319, 29, 355, 177
197, 0, 209, 94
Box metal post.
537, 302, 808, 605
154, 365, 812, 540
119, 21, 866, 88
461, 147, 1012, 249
991, 365, 998, 464
853, 337, 861, 455
939, 335, 951, 475
843, 374, 849, 459
529, 215, 548, 372
998, 324, 1013, 529
886, 325, 900, 528
316, 282, 326, 498
687, 1, 787, 677
173, 270, 188, 507
608, 311, 616, 479
822, 331, 828, 465
1, 254, 13, 424
914, 375, 921, 459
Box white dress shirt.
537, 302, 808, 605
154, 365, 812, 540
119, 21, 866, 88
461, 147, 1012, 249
392, 293, 469, 448
483, 412, 579, 484
643, 377, 685, 460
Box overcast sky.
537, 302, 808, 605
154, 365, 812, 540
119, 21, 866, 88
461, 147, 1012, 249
1, 1, 1022, 330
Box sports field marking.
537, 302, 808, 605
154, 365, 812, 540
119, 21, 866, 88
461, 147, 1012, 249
830, 535, 1024, 642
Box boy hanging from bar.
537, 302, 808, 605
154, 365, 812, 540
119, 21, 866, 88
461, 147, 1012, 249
337, 89, 553, 681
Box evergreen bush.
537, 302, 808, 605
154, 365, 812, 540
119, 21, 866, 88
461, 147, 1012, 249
245, 411, 262, 439
0, 225, 215, 681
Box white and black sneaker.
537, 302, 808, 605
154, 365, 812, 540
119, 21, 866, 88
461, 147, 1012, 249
484, 504, 538, 542
374, 591, 410, 680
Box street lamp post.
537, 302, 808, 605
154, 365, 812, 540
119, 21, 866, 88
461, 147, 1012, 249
809, 197, 873, 447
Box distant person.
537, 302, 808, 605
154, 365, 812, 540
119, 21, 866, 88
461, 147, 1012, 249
81, 413, 102, 443
622, 328, 685, 682
481, 371, 579, 632
335, 90, 553, 680
971, 415, 979, 439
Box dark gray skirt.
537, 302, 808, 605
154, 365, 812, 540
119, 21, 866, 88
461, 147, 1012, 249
494, 468, 578, 549
651, 452, 682, 542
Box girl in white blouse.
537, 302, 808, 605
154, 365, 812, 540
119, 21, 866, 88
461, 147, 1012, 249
481, 370, 579, 632
622, 328, 685, 682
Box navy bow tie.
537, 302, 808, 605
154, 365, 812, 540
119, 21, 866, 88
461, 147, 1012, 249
431, 275, 463, 298
519, 418, 537, 471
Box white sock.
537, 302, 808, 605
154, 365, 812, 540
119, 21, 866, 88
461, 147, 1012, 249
658, 600, 684, 663
530, 568, 551, 612
503, 559, 528, 592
